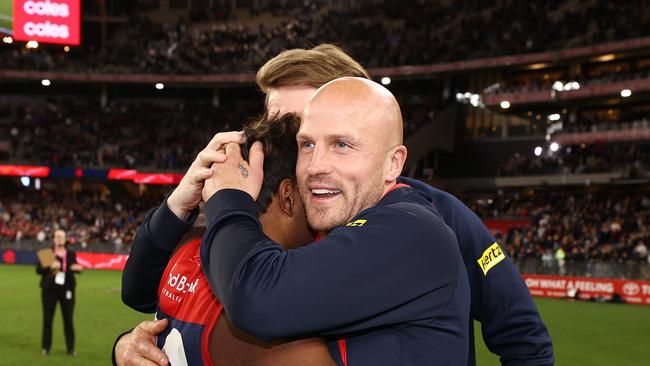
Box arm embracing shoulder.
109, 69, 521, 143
201, 189, 463, 341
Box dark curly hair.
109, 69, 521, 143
241, 111, 300, 215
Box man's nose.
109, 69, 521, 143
306, 145, 333, 177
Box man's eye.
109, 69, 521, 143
300, 141, 314, 149
336, 142, 349, 149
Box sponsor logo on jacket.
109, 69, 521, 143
477, 242, 505, 276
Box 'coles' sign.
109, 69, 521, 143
12, 0, 80, 45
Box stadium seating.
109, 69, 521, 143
1, 0, 648, 73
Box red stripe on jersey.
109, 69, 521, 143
338, 338, 348, 366
385, 182, 410, 196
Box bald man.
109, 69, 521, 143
199, 77, 470, 365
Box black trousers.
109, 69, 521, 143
41, 287, 75, 352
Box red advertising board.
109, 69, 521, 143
133, 172, 184, 185
108, 169, 183, 185
12, 0, 80, 45
0, 164, 50, 177
107, 169, 138, 180
523, 274, 650, 306
76, 252, 129, 271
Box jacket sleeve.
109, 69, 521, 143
399, 177, 554, 366
36, 260, 51, 275
460, 209, 553, 366
69, 251, 82, 273
200, 189, 463, 341
121, 196, 198, 313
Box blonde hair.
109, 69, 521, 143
256, 44, 370, 93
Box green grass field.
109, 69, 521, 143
0, 0, 13, 33
0, 264, 648, 365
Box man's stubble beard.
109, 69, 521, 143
302, 168, 385, 232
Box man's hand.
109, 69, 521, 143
50, 261, 61, 271
115, 319, 169, 366
167, 131, 245, 220
202, 141, 264, 202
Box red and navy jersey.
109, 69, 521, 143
155, 239, 223, 366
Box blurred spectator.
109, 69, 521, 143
555, 246, 566, 275
634, 240, 648, 261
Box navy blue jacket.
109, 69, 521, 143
122, 178, 553, 365
199, 187, 470, 366
398, 177, 553, 366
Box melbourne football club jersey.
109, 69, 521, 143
156, 238, 223, 366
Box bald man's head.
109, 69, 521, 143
306, 77, 404, 146
296, 77, 408, 232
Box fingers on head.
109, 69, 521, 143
225, 141, 243, 159
207, 131, 245, 150
191, 168, 213, 184
198, 149, 226, 166
248, 141, 265, 170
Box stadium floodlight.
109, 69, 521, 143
570, 82, 580, 90
26, 40, 39, 49
456, 93, 463, 101
2, 36, 12, 44
41, 79, 51, 86
155, 83, 165, 90
470, 94, 480, 107
35, 178, 41, 190
20, 176, 30, 187
552, 81, 564, 91
621, 89, 632, 97
550, 142, 559, 152
64, 46, 70, 52
548, 113, 561, 121
534, 146, 543, 156
381, 77, 391, 85
500, 100, 510, 109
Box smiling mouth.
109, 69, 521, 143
311, 188, 342, 199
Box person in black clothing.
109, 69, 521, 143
36, 229, 83, 356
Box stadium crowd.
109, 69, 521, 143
1, 0, 648, 74
467, 189, 650, 272
0, 100, 244, 170
1, 179, 648, 272
0, 93, 438, 169
484, 64, 650, 96
497, 142, 650, 177
562, 116, 650, 134
0, 190, 153, 254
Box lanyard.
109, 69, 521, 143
54, 249, 67, 272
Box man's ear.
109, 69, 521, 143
386, 145, 408, 182
278, 178, 296, 217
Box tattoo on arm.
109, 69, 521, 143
237, 163, 249, 178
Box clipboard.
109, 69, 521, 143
36, 249, 55, 269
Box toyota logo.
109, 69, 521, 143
622, 282, 640, 296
